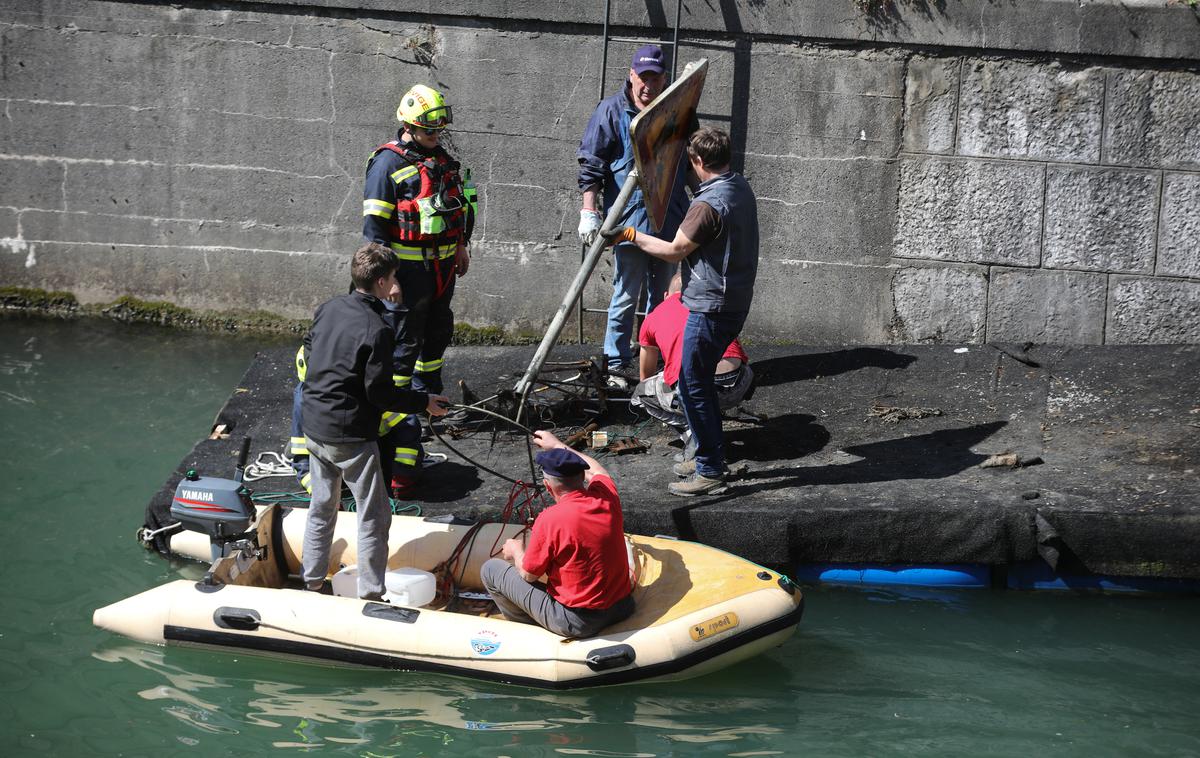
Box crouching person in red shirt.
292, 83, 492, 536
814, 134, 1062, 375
481, 431, 635, 637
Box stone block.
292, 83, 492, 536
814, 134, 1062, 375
0, 158, 66, 212
0, 208, 17, 239
987, 267, 1106, 345
902, 56, 960, 154
452, 240, 589, 337
1107, 277, 1200, 344
895, 157, 1043, 267
1042, 167, 1158, 274
957, 60, 1104, 163
479, 183, 577, 244
19, 209, 334, 255
748, 154, 898, 264
745, 46, 904, 159
242, 0, 1200, 61
1105, 70, 1200, 170
64, 162, 348, 232
1157, 173, 1200, 279
2, 0, 293, 44
890, 263, 987, 343
2, 239, 346, 318
0, 100, 334, 171
749, 259, 896, 344
0, 25, 330, 120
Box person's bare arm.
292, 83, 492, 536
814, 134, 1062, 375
608, 226, 699, 264
639, 344, 660, 381
532, 430, 611, 483
582, 186, 602, 213
502, 538, 539, 582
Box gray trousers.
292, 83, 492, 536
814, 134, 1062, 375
631, 363, 755, 431
480, 558, 635, 638
302, 438, 392, 599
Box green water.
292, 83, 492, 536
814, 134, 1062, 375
1, 316, 1198, 757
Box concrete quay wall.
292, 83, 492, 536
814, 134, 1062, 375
2, 0, 1198, 344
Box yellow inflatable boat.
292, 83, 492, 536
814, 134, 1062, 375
95, 504, 803, 689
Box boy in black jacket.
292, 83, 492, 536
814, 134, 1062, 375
300, 243, 449, 600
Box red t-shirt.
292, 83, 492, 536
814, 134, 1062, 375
638, 292, 749, 386
521, 475, 631, 609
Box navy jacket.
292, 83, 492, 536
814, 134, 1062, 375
301, 291, 429, 444
577, 82, 692, 240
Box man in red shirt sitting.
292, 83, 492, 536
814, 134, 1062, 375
632, 274, 754, 460
481, 431, 635, 637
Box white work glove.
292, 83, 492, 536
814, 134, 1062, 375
578, 209, 603, 247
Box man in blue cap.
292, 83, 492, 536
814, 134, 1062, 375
481, 431, 635, 637
577, 44, 695, 385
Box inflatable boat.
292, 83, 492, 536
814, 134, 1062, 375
95, 499, 803, 689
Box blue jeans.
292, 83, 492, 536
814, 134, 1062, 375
678, 310, 748, 478
604, 244, 675, 368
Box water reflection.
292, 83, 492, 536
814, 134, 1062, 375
93, 641, 799, 755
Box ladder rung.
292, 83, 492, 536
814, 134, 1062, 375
696, 112, 732, 122
606, 36, 676, 46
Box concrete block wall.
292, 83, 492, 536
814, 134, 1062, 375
1, 0, 1197, 344
898, 57, 1200, 344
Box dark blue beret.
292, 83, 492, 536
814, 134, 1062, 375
535, 447, 589, 477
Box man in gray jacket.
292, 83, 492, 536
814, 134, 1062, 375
605, 128, 759, 496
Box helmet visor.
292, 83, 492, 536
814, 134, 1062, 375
411, 105, 452, 130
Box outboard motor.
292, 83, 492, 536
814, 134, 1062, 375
169, 437, 262, 585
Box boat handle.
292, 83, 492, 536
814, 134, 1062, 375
585, 644, 636, 671
214, 607, 261, 631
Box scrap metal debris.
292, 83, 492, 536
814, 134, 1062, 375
979, 453, 1044, 469
867, 401, 943, 423
606, 437, 648, 455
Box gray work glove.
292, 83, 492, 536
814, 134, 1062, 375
577, 209, 603, 247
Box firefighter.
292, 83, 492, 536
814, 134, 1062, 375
362, 84, 478, 496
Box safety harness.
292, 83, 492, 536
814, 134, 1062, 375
366, 141, 477, 299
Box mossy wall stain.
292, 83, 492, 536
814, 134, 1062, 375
2, 287, 542, 345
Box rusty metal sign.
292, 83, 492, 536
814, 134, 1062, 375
630, 58, 709, 233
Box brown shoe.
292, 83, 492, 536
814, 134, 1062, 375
672, 459, 696, 477
668, 473, 728, 497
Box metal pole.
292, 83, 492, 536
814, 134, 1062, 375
580, 0, 614, 346
514, 170, 640, 409
671, 0, 682, 81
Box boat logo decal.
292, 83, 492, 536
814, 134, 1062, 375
470, 629, 501, 656
689, 612, 740, 642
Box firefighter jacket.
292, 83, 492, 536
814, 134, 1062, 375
363, 135, 478, 261
300, 291, 430, 445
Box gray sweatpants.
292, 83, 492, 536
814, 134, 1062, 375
302, 438, 392, 600
631, 364, 755, 431
480, 558, 635, 638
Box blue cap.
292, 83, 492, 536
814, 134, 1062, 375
536, 448, 589, 478
631, 45, 665, 75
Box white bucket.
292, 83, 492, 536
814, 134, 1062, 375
331, 565, 359, 598
384, 567, 436, 607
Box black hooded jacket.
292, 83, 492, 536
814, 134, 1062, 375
300, 290, 428, 444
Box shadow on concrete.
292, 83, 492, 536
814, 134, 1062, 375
726, 412, 831, 462
417, 460, 485, 503
861, 0, 952, 34
742, 421, 1005, 490
753, 348, 918, 387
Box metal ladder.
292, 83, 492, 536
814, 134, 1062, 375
576, 0, 685, 344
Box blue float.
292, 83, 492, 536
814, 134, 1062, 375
792, 563, 990, 589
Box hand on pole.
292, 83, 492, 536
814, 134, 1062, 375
601, 226, 637, 246
577, 209, 603, 246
